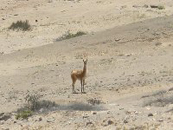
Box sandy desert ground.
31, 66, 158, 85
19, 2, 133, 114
0, 0, 173, 129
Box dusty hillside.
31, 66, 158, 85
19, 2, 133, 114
0, 0, 173, 130
1, 0, 173, 53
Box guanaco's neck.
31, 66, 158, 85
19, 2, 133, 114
83, 64, 87, 75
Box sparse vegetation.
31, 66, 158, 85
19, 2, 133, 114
15, 110, 32, 120
56, 31, 86, 41
9, 20, 31, 31
16, 92, 57, 120
25, 92, 41, 111
158, 5, 165, 10
24, 93, 56, 112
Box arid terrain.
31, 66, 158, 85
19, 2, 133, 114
0, 0, 173, 129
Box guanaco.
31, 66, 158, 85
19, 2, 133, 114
71, 59, 88, 93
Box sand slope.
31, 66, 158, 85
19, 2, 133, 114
0, 0, 173, 129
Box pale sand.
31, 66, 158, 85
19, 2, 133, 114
0, 0, 173, 129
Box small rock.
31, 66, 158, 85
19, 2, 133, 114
145, 107, 151, 110
0, 120, 4, 125
39, 117, 42, 121
134, 111, 139, 115
168, 87, 173, 91
0, 113, 4, 116
2, 128, 9, 130
133, 5, 141, 8
83, 115, 89, 118
107, 120, 114, 125
115, 39, 120, 42
119, 107, 124, 110
150, 5, 158, 8
107, 111, 110, 114
39, 108, 44, 113
158, 119, 163, 122
124, 120, 128, 124
155, 42, 162, 46
93, 112, 97, 115
148, 113, 153, 117
47, 118, 55, 122
143, 5, 149, 8
125, 111, 131, 114
168, 117, 171, 120
86, 121, 93, 126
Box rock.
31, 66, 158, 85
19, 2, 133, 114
155, 42, 162, 46
132, 5, 142, 8
125, 111, 131, 114
39, 117, 42, 121
39, 108, 44, 113
47, 118, 55, 122
83, 115, 89, 118
124, 120, 128, 124
2, 128, 9, 130
143, 5, 149, 8
107, 120, 114, 125
168, 117, 171, 120
158, 119, 163, 122
134, 111, 140, 115
168, 87, 173, 91
93, 112, 97, 115
145, 107, 151, 110
107, 111, 110, 114
0, 120, 4, 125
150, 5, 159, 8
148, 113, 153, 117
0, 113, 4, 116
115, 39, 120, 42
119, 107, 124, 110
86, 121, 93, 126
14, 14, 18, 16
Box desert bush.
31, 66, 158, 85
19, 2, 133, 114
56, 31, 86, 41
157, 5, 165, 10
25, 93, 56, 112
9, 20, 31, 31
15, 110, 32, 120
15, 92, 57, 120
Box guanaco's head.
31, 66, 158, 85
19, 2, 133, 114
83, 58, 88, 65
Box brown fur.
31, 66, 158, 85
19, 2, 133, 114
71, 59, 88, 93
